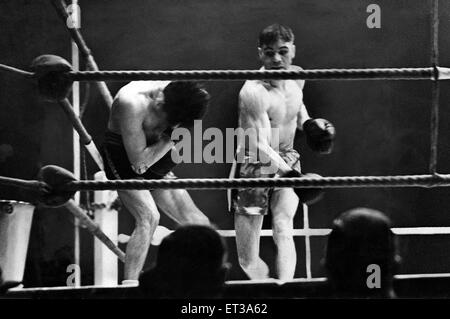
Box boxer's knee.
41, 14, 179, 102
136, 209, 160, 230
272, 218, 294, 245
185, 211, 210, 225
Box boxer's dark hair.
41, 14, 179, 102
258, 24, 294, 47
163, 81, 209, 128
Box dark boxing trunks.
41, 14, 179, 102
101, 130, 177, 180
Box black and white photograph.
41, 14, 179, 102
1, 0, 450, 313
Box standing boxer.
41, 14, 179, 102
230, 24, 335, 280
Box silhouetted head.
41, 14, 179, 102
162, 81, 209, 128
139, 225, 228, 298
325, 208, 399, 298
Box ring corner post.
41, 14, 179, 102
93, 171, 119, 287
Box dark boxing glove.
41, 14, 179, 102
282, 170, 324, 205
303, 118, 336, 154
148, 151, 178, 177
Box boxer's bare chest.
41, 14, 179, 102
265, 81, 303, 126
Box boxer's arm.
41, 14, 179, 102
291, 65, 306, 91
238, 85, 292, 174
290, 65, 311, 130
115, 97, 174, 175
297, 102, 311, 131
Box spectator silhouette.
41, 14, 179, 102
139, 225, 229, 298
324, 208, 400, 298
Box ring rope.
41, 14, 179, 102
60, 174, 450, 192
51, 0, 114, 108
430, 70, 440, 174
0, 175, 47, 192
0, 63, 34, 78
431, 0, 439, 67
64, 199, 125, 262
65, 67, 443, 82
2, 63, 450, 82
57, 98, 104, 170
3, 174, 450, 194
59, 98, 92, 145
429, 0, 440, 173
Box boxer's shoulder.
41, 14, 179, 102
239, 80, 271, 106
113, 85, 149, 117
289, 65, 305, 90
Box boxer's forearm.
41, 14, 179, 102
131, 138, 174, 175
257, 141, 292, 174
297, 103, 311, 131
238, 138, 291, 174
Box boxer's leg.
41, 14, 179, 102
234, 213, 269, 279
118, 189, 159, 281
270, 187, 299, 280
151, 188, 210, 225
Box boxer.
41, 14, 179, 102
102, 80, 211, 282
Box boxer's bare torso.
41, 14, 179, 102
239, 76, 306, 153
108, 81, 174, 174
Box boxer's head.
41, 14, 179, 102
161, 81, 209, 128
258, 24, 296, 70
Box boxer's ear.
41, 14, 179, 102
257, 47, 264, 61
155, 90, 165, 108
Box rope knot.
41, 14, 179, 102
31, 55, 73, 101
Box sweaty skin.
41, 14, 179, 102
234, 38, 311, 280
238, 72, 309, 170
109, 81, 175, 174
108, 80, 209, 281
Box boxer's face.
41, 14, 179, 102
258, 39, 296, 70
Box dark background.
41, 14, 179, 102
1, 0, 450, 286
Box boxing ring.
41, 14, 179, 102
1, 0, 450, 297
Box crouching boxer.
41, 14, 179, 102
101, 80, 211, 283
229, 23, 335, 281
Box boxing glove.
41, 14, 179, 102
282, 170, 324, 205
303, 118, 336, 154
148, 150, 179, 177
